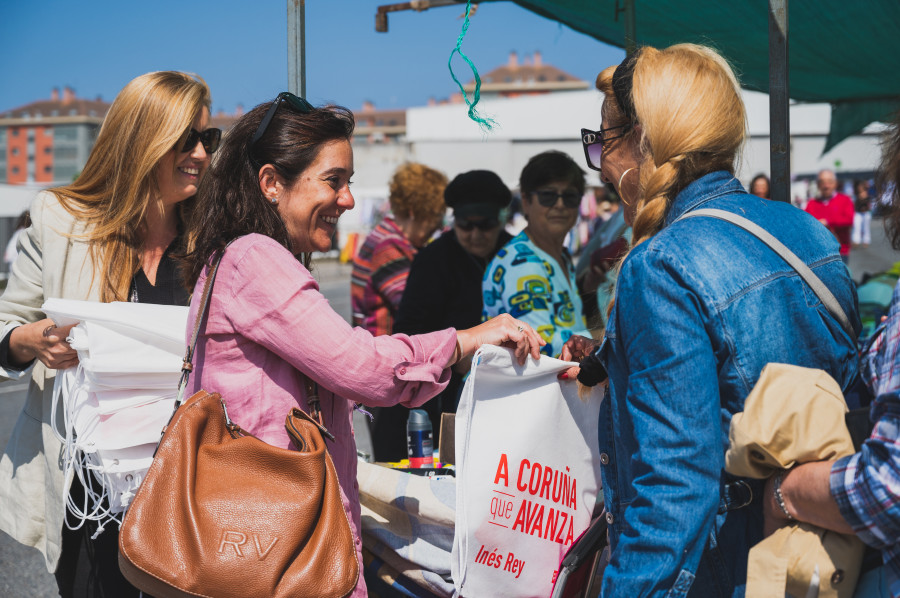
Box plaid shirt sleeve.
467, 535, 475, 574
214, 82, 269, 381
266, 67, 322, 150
862, 281, 900, 397
829, 403, 900, 597
830, 400, 900, 550
830, 280, 900, 596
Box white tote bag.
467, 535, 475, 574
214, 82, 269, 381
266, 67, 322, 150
452, 345, 603, 598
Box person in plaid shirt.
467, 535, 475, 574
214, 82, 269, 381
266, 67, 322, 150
764, 117, 900, 597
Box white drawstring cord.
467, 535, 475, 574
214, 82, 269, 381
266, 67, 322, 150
55, 363, 123, 535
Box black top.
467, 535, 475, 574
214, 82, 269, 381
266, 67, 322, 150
129, 243, 190, 307
394, 228, 512, 335
370, 228, 512, 462
0, 240, 188, 370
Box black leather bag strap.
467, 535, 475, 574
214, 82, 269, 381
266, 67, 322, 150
677, 208, 856, 339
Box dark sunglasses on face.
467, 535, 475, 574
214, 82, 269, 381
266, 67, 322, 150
249, 92, 314, 165
532, 189, 581, 209
180, 127, 222, 154
455, 217, 499, 231
580, 124, 631, 171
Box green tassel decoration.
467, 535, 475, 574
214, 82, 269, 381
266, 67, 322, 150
448, 0, 496, 132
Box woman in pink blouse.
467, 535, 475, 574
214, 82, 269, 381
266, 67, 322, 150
182, 93, 543, 597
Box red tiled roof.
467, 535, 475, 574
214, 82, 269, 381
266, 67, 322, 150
1, 98, 110, 120
478, 63, 583, 86
353, 108, 407, 129
209, 113, 239, 131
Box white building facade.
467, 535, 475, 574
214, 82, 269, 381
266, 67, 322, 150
340, 89, 886, 238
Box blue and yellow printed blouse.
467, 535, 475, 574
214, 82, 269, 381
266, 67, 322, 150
482, 231, 589, 358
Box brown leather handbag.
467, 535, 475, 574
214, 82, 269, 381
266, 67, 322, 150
118, 250, 359, 598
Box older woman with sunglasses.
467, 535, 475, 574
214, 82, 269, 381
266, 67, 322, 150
182, 92, 544, 597
0, 71, 219, 598
483, 150, 591, 358
369, 170, 514, 462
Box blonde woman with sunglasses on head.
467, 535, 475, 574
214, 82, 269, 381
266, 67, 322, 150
563, 44, 860, 597
0, 71, 219, 598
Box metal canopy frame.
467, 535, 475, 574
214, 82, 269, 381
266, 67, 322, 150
768, 0, 790, 203
287, 0, 306, 98
285, 1, 793, 202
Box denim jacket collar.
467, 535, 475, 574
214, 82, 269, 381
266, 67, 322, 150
663, 170, 747, 228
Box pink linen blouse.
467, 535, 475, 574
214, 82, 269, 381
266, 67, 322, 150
186, 234, 457, 597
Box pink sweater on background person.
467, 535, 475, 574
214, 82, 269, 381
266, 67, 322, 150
186, 234, 457, 598
805, 192, 855, 255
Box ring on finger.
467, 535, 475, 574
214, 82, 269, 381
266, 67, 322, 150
42, 325, 54, 338
516, 325, 524, 333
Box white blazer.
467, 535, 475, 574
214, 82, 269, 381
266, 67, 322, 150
0, 191, 99, 571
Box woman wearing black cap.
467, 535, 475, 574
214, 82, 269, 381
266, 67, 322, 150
370, 170, 512, 462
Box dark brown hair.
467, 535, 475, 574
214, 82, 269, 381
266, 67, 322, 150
519, 150, 586, 197
878, 117, 900, 250
183, 99, 354, 288
749, 173, 771, 199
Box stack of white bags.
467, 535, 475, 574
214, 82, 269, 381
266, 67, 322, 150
43, 299, 188, 531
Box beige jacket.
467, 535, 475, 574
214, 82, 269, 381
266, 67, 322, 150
725, 363, 864, 598
0, 191, 99, 571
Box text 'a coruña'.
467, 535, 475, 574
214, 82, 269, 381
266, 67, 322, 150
493, 453, 577, 545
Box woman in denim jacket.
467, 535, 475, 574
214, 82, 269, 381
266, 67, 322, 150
565, 44, 860, 597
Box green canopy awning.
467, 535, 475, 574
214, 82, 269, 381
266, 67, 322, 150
489, 0, 900, 152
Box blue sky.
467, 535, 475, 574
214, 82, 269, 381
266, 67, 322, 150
0, 0, 623, 115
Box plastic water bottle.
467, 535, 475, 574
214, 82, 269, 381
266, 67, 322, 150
407, 409, 433, 468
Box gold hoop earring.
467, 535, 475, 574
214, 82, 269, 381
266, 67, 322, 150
618, 167, 634, 190
617, 168, 635, 206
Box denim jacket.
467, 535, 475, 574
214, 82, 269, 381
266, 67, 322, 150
597, 171, 860, 597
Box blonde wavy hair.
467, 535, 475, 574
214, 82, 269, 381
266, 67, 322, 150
597, 44, 746, 255
388, 162, 448, 221
50, 71, 211, 302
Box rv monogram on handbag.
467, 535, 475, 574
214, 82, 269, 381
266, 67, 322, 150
117, 249, 359, 598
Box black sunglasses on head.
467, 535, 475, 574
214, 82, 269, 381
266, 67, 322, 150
249, 92, 314, 166
532, 189, 582, 209
455, 217, 499, 231
180, 127, 221, 154
580, 124, 630, 171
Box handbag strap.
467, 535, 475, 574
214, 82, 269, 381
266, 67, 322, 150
676, 208, 855, 339
175, 250, 226, 408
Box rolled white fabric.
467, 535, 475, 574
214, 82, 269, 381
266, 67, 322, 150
42, 299, 188, 523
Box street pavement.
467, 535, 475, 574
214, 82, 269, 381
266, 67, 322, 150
847, 219, 896, 281
0, 223, 897, 597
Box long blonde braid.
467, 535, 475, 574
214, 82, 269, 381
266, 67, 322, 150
630, 45, 745, 249
596, 44, 747, 313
